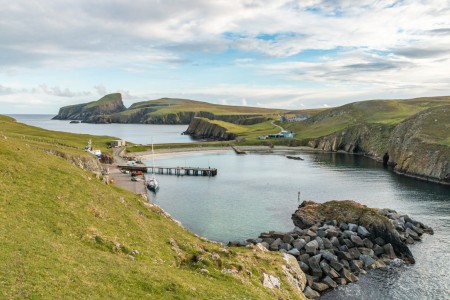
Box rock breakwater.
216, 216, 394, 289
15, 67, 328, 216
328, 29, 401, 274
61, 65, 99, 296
229, 200, 433, 299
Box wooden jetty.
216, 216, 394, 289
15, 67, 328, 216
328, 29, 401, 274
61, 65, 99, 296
118, 164, 218, 176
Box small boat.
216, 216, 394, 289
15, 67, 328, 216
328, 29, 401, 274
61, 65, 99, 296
146, 142, 159, 191
146, 177, 159, 191
286, 155, 304, 161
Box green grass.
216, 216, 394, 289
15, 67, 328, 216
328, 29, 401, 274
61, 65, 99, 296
84, 93, 122, 109
127, 98, 287, 116
284, 96, 450, 140
0, 116, 305, 299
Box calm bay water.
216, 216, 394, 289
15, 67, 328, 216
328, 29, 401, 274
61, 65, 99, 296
8, 114, 193, 144
146, 151, 450, 300
9, 115, 450, 299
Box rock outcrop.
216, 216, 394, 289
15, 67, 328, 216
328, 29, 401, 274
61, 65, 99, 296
308, 106, 450, 185
52, 93, 126, 121
184, 118, 237, 141
236, 200, 433, 298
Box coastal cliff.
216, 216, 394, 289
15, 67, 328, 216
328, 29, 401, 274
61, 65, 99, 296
87, 110, 268, 125
53, 95, 280, 124
184, 117, 237, 140
307, 105, 450, 185
52, 93, 126, 121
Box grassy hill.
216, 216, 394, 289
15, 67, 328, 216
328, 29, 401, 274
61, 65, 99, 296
284, 96, 450, 140
0, 116, 305, 299
128, 98, 287, 116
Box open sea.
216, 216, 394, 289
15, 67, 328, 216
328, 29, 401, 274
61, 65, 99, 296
10, 114, 450, 300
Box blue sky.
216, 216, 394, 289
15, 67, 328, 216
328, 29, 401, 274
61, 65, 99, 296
1, 0, 450, 113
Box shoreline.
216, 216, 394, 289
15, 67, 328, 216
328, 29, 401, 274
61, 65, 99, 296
128, 145, 318, 159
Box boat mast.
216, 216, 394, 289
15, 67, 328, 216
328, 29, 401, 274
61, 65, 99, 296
151, 141, 155, 179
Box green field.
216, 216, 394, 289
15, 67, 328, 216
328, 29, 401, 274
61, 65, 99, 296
128, 98, 287, 116
0, 116, 305, 299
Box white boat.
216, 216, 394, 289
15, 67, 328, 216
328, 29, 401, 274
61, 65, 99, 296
146, 142, 159, 191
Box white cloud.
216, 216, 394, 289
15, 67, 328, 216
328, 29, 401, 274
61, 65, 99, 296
1, 0, 449, 112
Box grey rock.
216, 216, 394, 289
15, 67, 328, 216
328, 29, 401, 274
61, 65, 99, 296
293, 226, 303, 234
330, 260, 344, 272
340, 268, 353, 282
304, 286, 320, 299
308, 254, 323, 277
299, 253, 310, 264
336, 250, 352, 260
312, 282, 329, 292
322, 238, 333, 249
325, 228, 340, 238
326, 220, 338, 226
302, 236, 311, 243
305, 274, 314, 287
317, 229, 326, 238
373, 244, 384, 256
358, 247, 375, 257
339, 222, 349, 231
323, 276, 337, 288
305, 240, 319, 254
343, 239, 354, 248
270, 238, 282, 251
293, 238, 306, 250
262, 237, 275, 245
305, 229, 317, 237
330, 237, 340, 248
348, 223, 358, 232
343, 230, 356, 238
279, 249, 287, 253
374, 237, 385, 246
260, 242, 270, 250
287, 248, 300, 256
320, 261, 339, 278
340, 259, 350, 269
282, 234, 294, 244
350, 235, 364, 247
363, 238, 373, 249
383, 243, 396, 259
360, 254, 376, 268
280, 242, 293, 251
348, 247, 362, 260
270, 231, 286, 239
405, 237, 415, 244
406, 228, 420, 240
315, 237, 324, 250
357, 226, 370, 237
255, 238, 263, 243
339, 245, 349, 252
349, 260, 363, 274
334, 277, 347, 285
299, 261, 310, 272
320, 250, 338, 262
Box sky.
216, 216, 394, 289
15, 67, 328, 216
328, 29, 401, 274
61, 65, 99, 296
1, 0, 450, 114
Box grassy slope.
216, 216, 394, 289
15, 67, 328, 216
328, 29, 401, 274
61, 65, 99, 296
84, 93, 121, 110
0, 116, 304, 299
127, 98, 287, 116
284, 96, 450, 141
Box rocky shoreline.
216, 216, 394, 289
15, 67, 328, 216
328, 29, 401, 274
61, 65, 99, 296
229, 200, 433, 299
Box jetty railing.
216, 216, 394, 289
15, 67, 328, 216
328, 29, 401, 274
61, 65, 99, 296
118, 165, 217, 177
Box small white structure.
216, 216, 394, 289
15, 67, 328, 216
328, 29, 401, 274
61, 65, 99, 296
110, 140, 126, 147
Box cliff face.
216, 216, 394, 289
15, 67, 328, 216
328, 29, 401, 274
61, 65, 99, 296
52, 93, 126, 121
307, 106, 450, 185
86, 110, 267, 125
388, 106, 450, 184
184, 118, 236, 140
